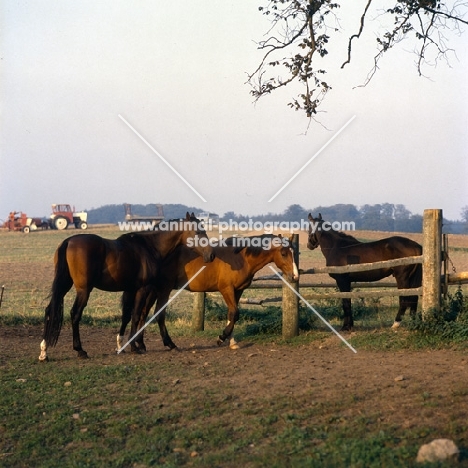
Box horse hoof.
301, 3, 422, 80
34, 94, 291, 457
78, 351, 88, 359
217, 337, 225, 347
229, 343, 240, 350
391, 321, 401, 329
38, 356, 49, 363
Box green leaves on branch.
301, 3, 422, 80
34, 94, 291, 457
249, 0, 468, 119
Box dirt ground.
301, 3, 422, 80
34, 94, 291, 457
2, 227, 467, 465
2, 324, 467, 446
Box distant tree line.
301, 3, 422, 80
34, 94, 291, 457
223, 203, 467, 234
86, 203, 203, 225
87, 203, 467, 234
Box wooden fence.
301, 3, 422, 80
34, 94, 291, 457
192, 209, 468, 338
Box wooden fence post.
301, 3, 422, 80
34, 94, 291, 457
422, 209, 442, 318
282, 233, 299, 339
192, 292, 205, 331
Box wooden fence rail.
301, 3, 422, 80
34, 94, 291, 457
301, 255, 422, 275
446, 272, 468, 284
301, 288, 422, 300
194, 209, 467, 338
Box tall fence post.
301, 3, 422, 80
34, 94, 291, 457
192, 292, 205, 331
282, 233, 299, 339
422, 209, 442, 318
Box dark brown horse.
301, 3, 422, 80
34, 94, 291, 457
117, 234, 299, 352
39, 213, 214, 361
307, 213, 422, 330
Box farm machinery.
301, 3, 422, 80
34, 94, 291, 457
124, 203, 164, 226
2, 204, 88, 233
2, 211, 48, 233
49, 204, 88, 230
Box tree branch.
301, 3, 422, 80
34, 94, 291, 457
341, 0, 374, 68
250, 1, 467, 119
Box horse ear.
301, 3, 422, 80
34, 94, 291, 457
185, 212, 190, 220
308, 213, 313, 221
318, 213, 322, 220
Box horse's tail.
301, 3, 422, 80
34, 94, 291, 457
43, 240, 73, 347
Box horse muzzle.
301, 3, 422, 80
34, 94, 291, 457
287, 267, 299, 283
203, 251, 215, 263
307, 240, 319, 250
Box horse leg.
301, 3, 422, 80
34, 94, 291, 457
154, 289, 178, 350
117, 290, 135, 352
409, 295, 419, 320
226, 290, 244, 350
392, 267, 420, 328
156, 309, 177, 350
217, 289, 240, 349
135, 286, 159, 352
70, 289, 91, 359
392, 295, 419, 329
341, 298, 353, 330
335, 276, 353, 331
392, 296, 407, 329
128, 288, 148, 354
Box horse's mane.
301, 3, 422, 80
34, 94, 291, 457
310, 217, 361, 246
117, 217, 199, 240
117, 232, 162, 259
225, 234, 286, 257
328, 229, 361, 245
118, 231, 151, 242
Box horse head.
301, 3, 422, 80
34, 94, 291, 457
307, 213, 323, 250
273, 235, 299, 282
180, 212, 215, 262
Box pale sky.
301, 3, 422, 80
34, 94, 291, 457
1, 1, 467, 222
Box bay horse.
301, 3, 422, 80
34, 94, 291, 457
117, 234, 299, 352
307, 213, 422, 330
39, 213, 214, 361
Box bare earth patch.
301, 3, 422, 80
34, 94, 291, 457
2, 325, 467, 440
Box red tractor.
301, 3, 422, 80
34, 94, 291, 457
2, 211, 48, 233
49, 204, 88, 230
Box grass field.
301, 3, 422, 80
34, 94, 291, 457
1, 225, 468, 467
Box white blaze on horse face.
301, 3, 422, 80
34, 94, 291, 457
290, 248, 299, 281
38, 339, 47, 361
293, 260, 299, 281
